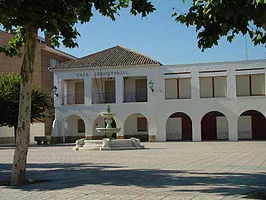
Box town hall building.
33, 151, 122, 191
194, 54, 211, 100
49, 46, 266, 143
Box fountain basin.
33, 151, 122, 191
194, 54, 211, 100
73, 137, 145, 151
96, 127, 121, 138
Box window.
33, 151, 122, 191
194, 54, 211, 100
200, 76, 227, 98
236, 74, 265, 96
75, 82, 84, 104
78, 119, 85, 133
165, 78, 191, 99
137, 117, 147, 131
49, 59, 59, 67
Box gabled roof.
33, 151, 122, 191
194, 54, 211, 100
51, 46, 162, 70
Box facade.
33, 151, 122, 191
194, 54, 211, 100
50, 46, 266, 143
0, 30, 76, 143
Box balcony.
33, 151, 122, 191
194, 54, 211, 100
62, 93, 84, 105
92, 92, 116, 104
124, 91, 147, 103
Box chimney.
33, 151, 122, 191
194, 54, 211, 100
44, 32, 54, 48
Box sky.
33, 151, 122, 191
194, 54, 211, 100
37, 1, 266, 65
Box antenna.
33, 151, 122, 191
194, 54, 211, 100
245, 35, 248, 61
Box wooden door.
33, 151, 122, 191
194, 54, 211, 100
75, 82, 84, 104
105, 80, 115, 103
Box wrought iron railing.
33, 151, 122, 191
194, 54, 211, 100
62, 93, 84, 105
124, 91, 147, 102
92, 92, 116, 104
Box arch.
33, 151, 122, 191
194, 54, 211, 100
201, 111, 228, 141
61, 110, 87, 124
124, 113, 148, 142
166, 112, 192, 141
63, 114, 86, 142
238, 110, 266, 140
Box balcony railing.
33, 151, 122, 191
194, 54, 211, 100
124, 91, 147, 102
92, 92, 116, 104
62, 93, 84, 105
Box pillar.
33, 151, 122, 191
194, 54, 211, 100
191, 70, 200, 100
227, 68, 237, 99
192, 116, 201, 141
84, 77, 92, 105
116, 76, 123, 104
228, 117, 238, 141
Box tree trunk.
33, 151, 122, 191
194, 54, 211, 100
10, 25, 37, 186
14, 125, 17, 143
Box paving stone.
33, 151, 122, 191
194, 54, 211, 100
0, 142, 266, 200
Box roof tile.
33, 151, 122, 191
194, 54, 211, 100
52, 46, 162, 70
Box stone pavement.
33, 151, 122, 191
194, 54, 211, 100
0, 142, 266, 200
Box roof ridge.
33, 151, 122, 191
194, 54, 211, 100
115, 45, 162, 65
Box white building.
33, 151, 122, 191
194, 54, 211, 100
50, 46, 266, 143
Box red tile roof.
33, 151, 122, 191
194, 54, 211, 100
51, 46, 162, 70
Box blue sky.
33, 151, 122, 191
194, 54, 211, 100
46, 1, 264, 64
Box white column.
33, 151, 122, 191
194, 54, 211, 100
156, 116, 166, 142
227, 68, 237, 99
228, 116, 238, 141
54, 75, 62, 107
191, 70, 200, 100
192, 116, 201, 141
63, 81, 68, 105
115, 76, 123, 104
148, 113, 157, 142
84, 77, 92, 105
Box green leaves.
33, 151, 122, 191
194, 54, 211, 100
173, 0, 266, 51
0, 73, 51, 128
0, 27, 25, 57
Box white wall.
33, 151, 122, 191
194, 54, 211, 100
53, 59, 266, 142
0, 126, 14, 137
166, 118, 182, 140
30, 123, 45, 143
0, 123, 45, 144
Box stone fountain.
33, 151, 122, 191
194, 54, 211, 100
73, 105, 144, 151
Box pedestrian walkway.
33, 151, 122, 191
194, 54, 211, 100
0, 142, 266, 199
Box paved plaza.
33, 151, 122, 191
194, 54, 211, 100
0, 142, 266, 199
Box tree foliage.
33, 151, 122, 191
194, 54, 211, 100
0, 73, 51, 128
0, 0, 155, 53
173, 0, 266, 50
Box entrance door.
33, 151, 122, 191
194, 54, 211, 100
202, 115, 217, 140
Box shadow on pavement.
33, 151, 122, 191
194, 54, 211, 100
0, 162, 266, 197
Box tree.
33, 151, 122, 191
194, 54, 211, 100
173, 0, 266, 51
0, 0, 155, 186
0, 73, 51, 142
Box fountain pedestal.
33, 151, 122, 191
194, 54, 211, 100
73, 105, 145, 151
